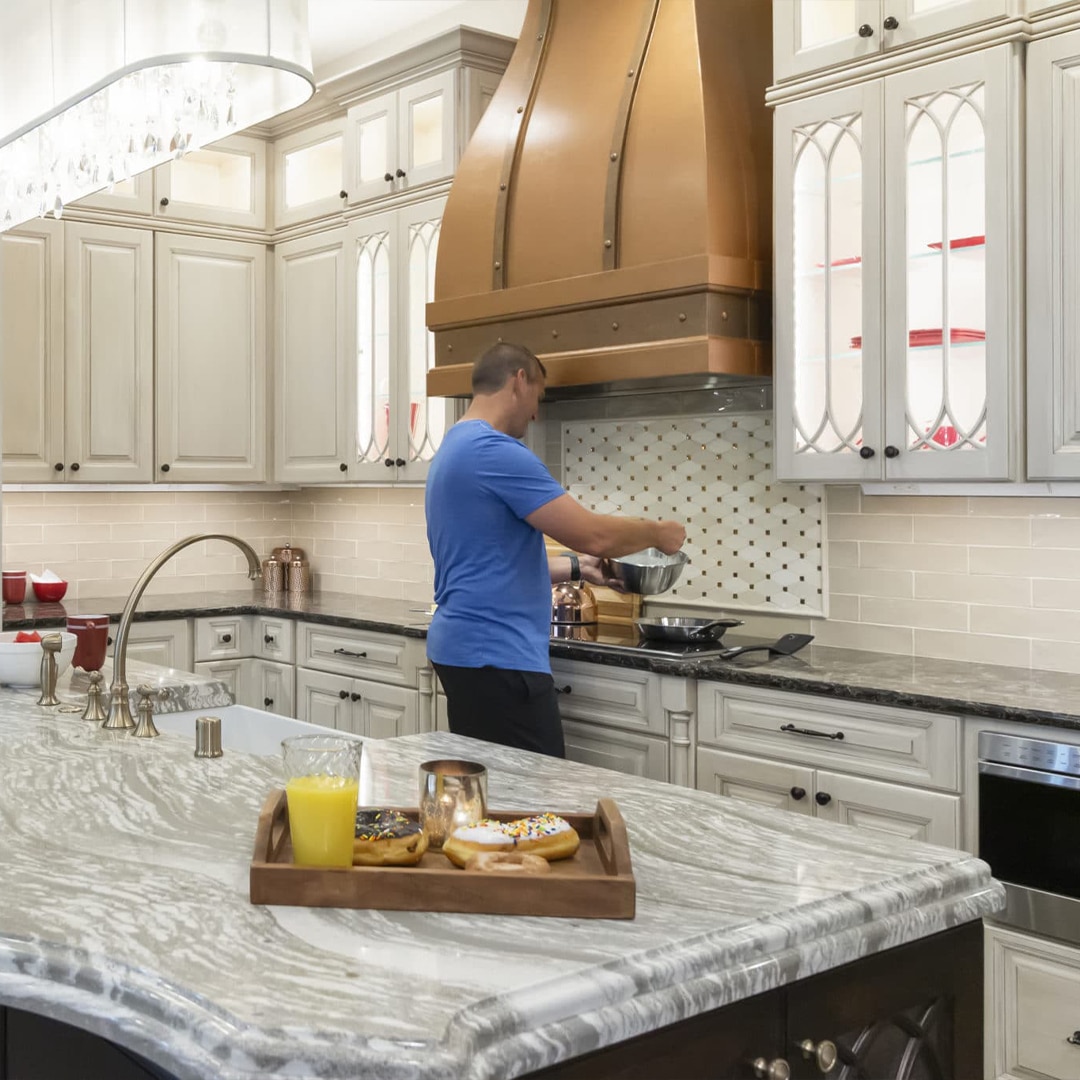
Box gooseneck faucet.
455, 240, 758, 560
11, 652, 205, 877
104, 534, 261, 730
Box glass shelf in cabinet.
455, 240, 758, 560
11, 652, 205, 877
797, 341, 987, 363
907, 146, 985, 168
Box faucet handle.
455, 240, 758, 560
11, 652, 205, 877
131, 684, 162, 739
82, 670, 109, 723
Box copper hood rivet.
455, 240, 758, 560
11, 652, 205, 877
611, 322, 619, 330
628, 69, 635, 77
517, 105, 524, 113
721, 311, 729, 320
604, 239, 612, 248
537, 33, 543, 39
610, 152, 618, 161
494, 261, 501, 269
552, 330, 559, 338
447, 344, 453, 352
500, 183, 507, 190
679, 313, 687, 321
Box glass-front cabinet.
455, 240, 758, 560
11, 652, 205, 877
773, 0, 1018, 83
272, 118, 347, 229
774, 46, 1018, 482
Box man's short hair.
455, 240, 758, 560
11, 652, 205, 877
471, 342, 547, 395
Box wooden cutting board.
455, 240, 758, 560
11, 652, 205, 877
544, 537, 642, 626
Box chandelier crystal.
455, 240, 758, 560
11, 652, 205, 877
0, 1, 314, 232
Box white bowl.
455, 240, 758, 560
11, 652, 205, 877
0, 631, 76, 688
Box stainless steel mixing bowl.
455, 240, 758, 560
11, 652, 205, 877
607, 549, 689, 595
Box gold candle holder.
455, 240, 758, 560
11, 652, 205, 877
418, 759, 488, 850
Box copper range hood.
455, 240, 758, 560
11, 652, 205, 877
426, 0, 773, 399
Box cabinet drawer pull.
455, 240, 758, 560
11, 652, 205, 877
220, 633, 232, 644
815, 791, 832, 806
338, 690, 349, 700
350, 692, 362, 702
555, 684, 572, 694
790, 786, 806, 801
799, 1038, 838, 1074
752, 1058, 790, 1080
883, 15, 899, 29
264, 697, 274, 707
1068, 1031, 1080, 1047
264, 634, 275, 644
858, 22, 873, 37
780, 723, 844, 741
333, 647, 367, 659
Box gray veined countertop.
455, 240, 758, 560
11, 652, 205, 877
0, 696, 1002, 1080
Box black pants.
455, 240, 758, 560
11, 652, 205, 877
433, 663, 566, 758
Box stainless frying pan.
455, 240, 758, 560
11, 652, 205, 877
635, 617, 743, 643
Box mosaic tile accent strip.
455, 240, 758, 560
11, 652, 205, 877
562, 415, 826, 615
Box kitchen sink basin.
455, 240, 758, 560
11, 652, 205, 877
153, 704, 324, 756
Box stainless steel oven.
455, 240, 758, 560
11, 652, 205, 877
978, 731, 1080, 945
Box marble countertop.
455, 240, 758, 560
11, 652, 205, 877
0, 701, 1002, 1080
9, 589, 1080, 733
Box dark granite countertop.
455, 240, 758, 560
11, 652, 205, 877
7, 589, 1080, 733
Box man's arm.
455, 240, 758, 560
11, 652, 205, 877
528, 494, 685, 558
548, 552, 625, 588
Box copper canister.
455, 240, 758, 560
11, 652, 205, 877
261, 557, 283, 592
287, 558, 310, 595
272, 543, 307, 564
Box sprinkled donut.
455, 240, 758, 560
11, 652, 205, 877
353, 809, 429, 866
443, 813, 580, 868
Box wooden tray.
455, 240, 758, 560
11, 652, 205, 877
250, 793, 635, 919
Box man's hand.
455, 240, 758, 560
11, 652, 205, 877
655, 521, 686, 555
578, 554, 627, 592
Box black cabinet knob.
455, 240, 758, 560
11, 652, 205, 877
160, 463, 170, 472
883, 15, 899, 29
54, 462, 64, 472
350, 692, 362, 702
221, 633, 232, 644
264, 634, 274, 644
858, 23, 874, 36
339, 462, 347, 472
395, 457, 406, 467
107, 635, 114, 646
395, 168, 406, 179
884, 445, 900, 458
383, 172, 394, 183
69, 462, 80, 472
790, 787, 807, 801
859, 446, 875, 459
815, 791, 832, 806
384, 458, 395, 467
339, 189, 348, 199
338, 690, 349, 700
264, 697, 274, 707
555, 684, 572, 694
159, 196, 169, 207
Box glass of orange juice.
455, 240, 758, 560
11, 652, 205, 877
282, 734, 362, 867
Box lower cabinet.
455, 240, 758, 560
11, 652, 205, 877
250, 658, 295, 717
985, 923, 1080, 1080
114, 618, 193, 672
563, 719, 669, 782
295, 667, 418, 738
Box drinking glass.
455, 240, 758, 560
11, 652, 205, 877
282, 734, 362, 867
2, 572, 26, 605
67, 615, 109, 672
418, 759, 488, 850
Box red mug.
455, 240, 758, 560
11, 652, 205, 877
67, 615, 109, 672
2, 572, 26, 605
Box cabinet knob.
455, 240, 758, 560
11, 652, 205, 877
858, 23, 874, 37
800, 1039, 839, 1074
554, 684, 572, 694
752, 1058, 791, 1080
383, 172, 394, 183
883, 15, 899, 29
339, 462, 347, 472
395, 168, 406, 179
107, 635, 114, 646
221, 633, 232, 644
395, 457, 406, 467
264, 634, 275, 644
54, 462, 64, 472
815, 791, 832, 806
384, 458, 395, 467
884, 445, 900, 458
338, 689, 349, 700
159, 196, 169, 207
264, 697, 274, 707
69, 462, 79, 472
339, 189, 348, 199
858, 446, 875, 459
790, 786, 807, 801
350, 692, 362, 702
160, 463, 171, 473
1067, 1031, 1080, 1046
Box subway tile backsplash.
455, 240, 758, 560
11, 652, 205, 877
11, 427, 1080, 673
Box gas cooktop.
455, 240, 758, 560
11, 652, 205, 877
549, 624, 741, 660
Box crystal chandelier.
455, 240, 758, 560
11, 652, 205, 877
0, 0, 314, 232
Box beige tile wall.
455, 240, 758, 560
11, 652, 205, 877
11, 482, 1080, 675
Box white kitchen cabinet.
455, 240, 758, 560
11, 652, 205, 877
194, 658, 246, 702
773, 0, 1019, 83
1026, 29, 1080, 478
0, 220, 65, 483
254, 615, 295, 665
774, 46, 1020, 482
155, 234, 267, 481
294, 667, 417, 738
347, 195, 454, 482
563, 720, 669, 782
250, 658, 295, 718
345, 71, 456, 205
272, 118, 347, 228
274, 227, 351, 482
985, 923, 1080, 1080
72, 173, 154, 215
63, 222, 154, 482
697, 747, 816, 816
194, 616, 251, 662
112, 619, 193, 672
295, 667, 353, 729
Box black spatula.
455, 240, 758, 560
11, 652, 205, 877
716, 633, 814, 661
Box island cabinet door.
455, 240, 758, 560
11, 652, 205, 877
295, 667, 352, 730
784, 921, 983, 1080
697, 747, 815, 816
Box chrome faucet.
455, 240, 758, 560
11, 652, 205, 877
104, 534, 261, 730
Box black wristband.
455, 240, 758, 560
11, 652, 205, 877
564, 552, 580, 582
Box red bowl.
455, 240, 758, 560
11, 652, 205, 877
32, 580, 68, 602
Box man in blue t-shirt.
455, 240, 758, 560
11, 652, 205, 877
425, 342, 685, 757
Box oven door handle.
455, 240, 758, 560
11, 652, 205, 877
979, 760, 1080, 792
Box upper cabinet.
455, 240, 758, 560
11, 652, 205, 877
272, 118, 348, 228
345, 71, 457, 206
774, 46, 1021, 482
1027, 28, 1080, 478
72, 135, 267, 230
773, 0, 1020, 83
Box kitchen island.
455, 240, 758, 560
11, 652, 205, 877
0, 690, 1002, 1080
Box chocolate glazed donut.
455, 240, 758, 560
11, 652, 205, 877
353, 809, 429, 866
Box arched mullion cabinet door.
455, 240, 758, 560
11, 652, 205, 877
882, 45, 1018, 481
774, 81, 884, 482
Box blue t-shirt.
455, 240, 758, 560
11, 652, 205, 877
425, 420, 565, 673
